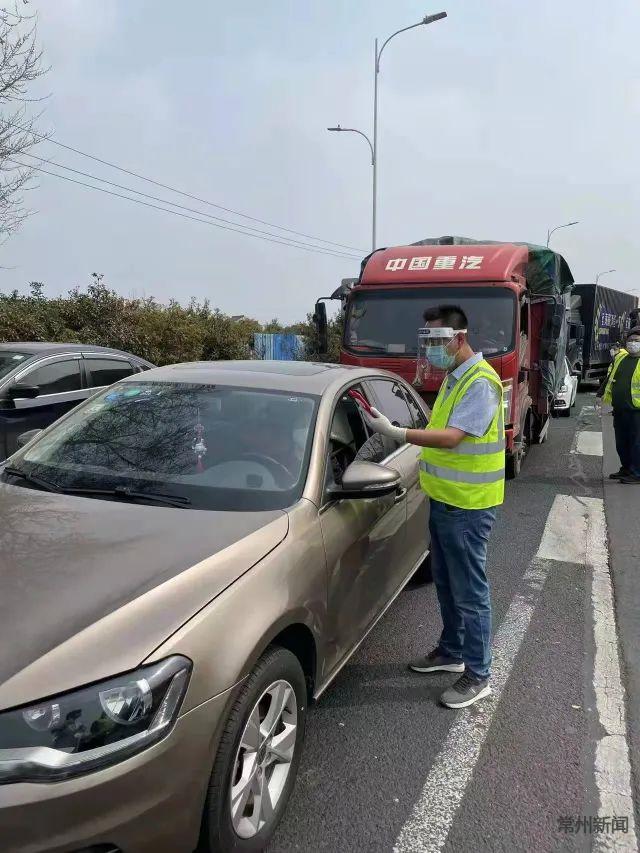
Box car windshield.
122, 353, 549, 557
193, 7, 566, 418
345, 288, 516, 356
0, 350, 33, 381
12, 382, 319, 511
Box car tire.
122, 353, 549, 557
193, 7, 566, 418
200, 647, 307, 853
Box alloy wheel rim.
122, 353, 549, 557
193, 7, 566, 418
230, 679, 298, 839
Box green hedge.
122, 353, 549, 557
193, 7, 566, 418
0, 277, 344, 365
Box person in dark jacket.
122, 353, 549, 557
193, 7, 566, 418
600, 326, 640, 483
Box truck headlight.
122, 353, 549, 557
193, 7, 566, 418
0, 656, 191, 784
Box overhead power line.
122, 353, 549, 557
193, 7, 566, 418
20, 151, 361, 259
9, 158, 362, 260
19, 126, 366, 254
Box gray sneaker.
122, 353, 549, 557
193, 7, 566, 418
440, 672, 491, 709
409, 647, 464, 674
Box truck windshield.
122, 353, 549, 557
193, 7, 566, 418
345, 288, 516, 356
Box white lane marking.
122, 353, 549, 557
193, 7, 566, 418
394, 495, 637, 853
572, 430, 604, 456
393, 496, 579, 853
587, 500, 638, 852
536, 494, 588, 564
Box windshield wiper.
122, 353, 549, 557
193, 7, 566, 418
61, 485, 192, 508
3, 465, 62, 493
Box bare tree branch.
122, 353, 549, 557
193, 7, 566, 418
0, 4, 47, 240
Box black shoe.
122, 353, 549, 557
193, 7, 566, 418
619, 475, 640, 484
440, 672, 491, 709
409, 647, 464, 674
609, 468, 628, 480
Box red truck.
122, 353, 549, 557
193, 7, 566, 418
315, 237, 574, 478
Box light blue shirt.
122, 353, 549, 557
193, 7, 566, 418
442, 353, 500, 438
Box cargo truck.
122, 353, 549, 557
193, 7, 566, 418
570, 283, 638, 382
314, 237, 574, 478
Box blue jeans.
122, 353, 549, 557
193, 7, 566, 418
429, 499, 497, 679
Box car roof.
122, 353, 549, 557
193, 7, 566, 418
0, 342, 150, 361
129, 360, 394, 395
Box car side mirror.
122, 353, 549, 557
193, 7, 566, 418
571, 369, 581, 377
16, 428, 43, 448
9, 384, 40, 400
327, 461, 401, 500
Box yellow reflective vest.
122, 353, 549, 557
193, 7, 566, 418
419, 360, 505, 510
603, 351, 640, 408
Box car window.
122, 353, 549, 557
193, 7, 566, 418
86, 358, 135, 388
16, 383, 318, 512
0, 351, 33, 382
368, 379, 414, 428
325, 386, 372, 488
403, 386, 428, 429
25, 359, 82, 395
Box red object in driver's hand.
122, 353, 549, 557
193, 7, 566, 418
348, 389, 376, 416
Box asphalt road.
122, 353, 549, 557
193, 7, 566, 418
270, 392, 625, 853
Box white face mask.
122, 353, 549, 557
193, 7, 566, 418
626, 341, 640, 356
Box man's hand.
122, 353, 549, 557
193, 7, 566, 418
363, 407, 407, 443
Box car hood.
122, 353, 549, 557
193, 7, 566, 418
0, 483, 288, 710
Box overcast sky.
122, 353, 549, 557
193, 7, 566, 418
2, 0, 639, 323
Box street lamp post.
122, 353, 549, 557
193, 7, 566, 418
329, 11, 447, 252
546, 220, 579, 247
595, 269, 616, 285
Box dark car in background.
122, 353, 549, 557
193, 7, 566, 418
0, 343, 153, 460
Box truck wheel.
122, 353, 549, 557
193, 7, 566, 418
200, 647, 307, 853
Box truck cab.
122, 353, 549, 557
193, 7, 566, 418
316, 241, 567, 478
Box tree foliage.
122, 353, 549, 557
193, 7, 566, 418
0, 276, 344, 364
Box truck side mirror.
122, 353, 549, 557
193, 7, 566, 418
314, 301, 328, 354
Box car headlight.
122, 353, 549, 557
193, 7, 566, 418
559, 384, 568, 393
0, 656, 191, 784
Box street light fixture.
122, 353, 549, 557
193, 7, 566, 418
327, 126, 374, 164
328, 11, 447, 252
546, 220, 579, 247
595, 269, 616, 285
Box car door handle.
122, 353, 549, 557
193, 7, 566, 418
394, 487, 407, 504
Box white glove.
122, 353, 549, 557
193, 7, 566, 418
364, 407, 407, 443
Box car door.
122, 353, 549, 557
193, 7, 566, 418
0, 355, 84, 458
364, 377, 430, 583
319, 383, 408, 675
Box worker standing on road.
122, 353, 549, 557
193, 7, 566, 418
600, 325, 640, 483
363, 304, 504, 709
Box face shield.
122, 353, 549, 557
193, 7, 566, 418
414, 326, 466, 386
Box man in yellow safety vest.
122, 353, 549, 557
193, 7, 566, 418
601, 325, 640, 483
364, 304, 504, 709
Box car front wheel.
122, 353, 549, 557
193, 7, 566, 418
200, 647, 307, 853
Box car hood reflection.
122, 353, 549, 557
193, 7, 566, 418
0, 483, 288, 708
